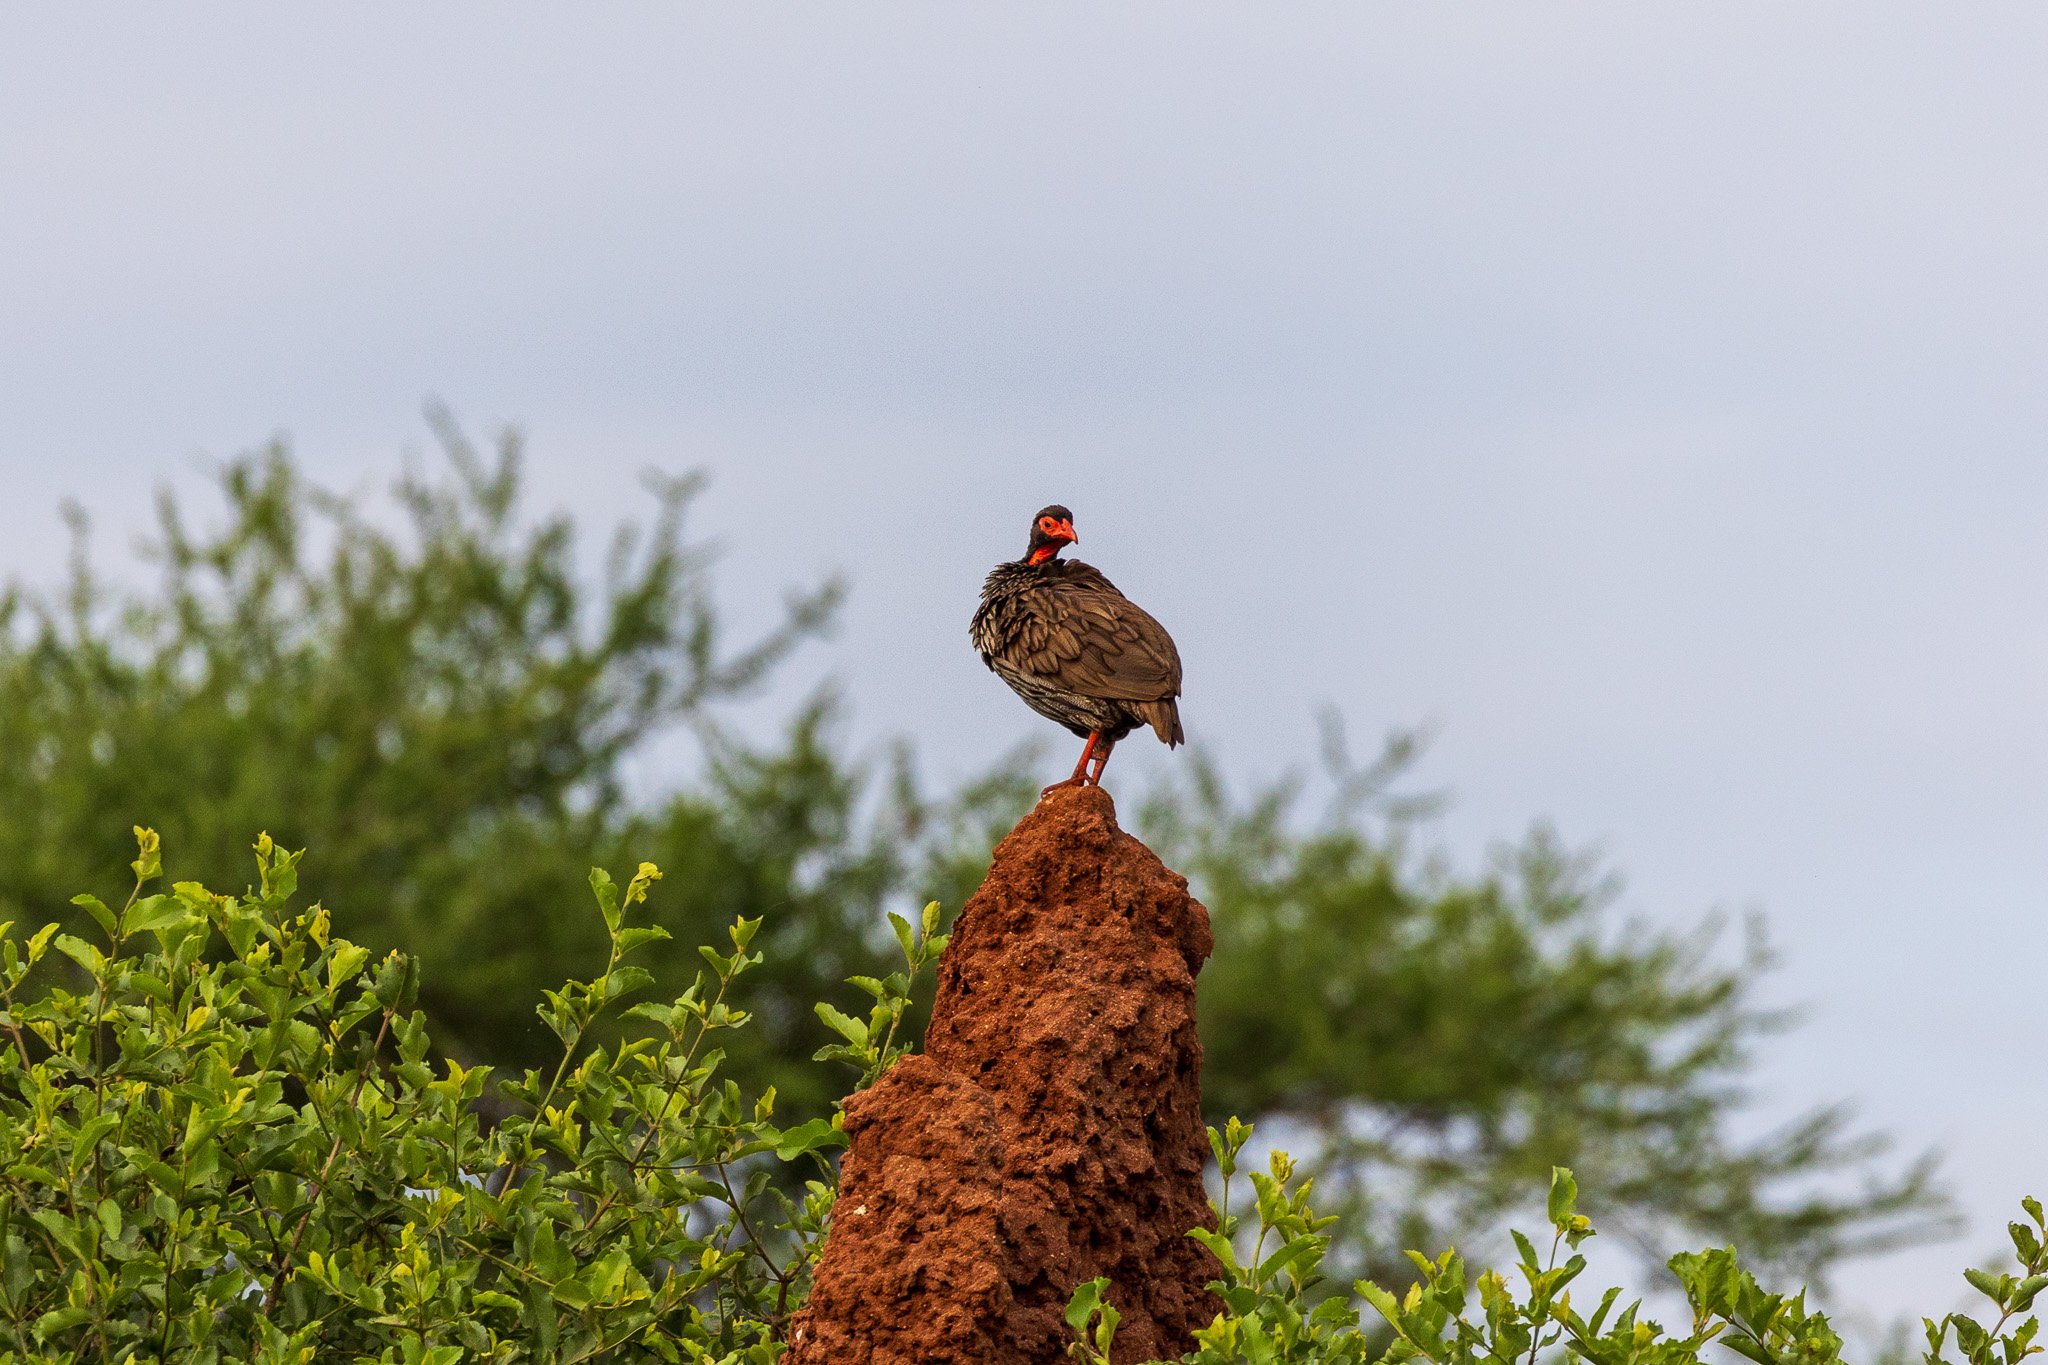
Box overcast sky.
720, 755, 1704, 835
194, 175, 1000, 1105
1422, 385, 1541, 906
4, 4, 2043, 1324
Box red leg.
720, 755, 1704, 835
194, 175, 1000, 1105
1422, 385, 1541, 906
1041, 731, 1102, 796
1086, 735, 1117, 786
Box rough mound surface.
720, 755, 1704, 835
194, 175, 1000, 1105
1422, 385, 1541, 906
786, 784, 1221, 1365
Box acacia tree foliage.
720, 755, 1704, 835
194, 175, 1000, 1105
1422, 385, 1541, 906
0, 424, 1950, 1285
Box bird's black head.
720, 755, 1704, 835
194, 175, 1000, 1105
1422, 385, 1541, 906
1025, 505, 1077, 565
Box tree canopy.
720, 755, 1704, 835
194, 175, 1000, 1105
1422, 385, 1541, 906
0, 418, 1952, 1285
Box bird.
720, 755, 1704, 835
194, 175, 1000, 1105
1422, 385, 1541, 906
971, 505, 1184, 794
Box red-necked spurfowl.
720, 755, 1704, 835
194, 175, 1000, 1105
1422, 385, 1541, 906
971, 505, 1184, 793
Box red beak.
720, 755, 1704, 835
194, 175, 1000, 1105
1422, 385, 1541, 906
1055, 519, 1076, 543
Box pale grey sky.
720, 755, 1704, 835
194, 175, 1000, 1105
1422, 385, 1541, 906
4, 3, 2044, 1322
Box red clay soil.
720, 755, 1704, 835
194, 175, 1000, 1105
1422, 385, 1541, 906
785, 784, 1222, 1365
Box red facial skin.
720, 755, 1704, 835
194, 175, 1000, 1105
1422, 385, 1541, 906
1028, 516, 1077, 565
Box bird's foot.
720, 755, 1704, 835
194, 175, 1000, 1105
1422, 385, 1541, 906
1041, 730, 1105, 797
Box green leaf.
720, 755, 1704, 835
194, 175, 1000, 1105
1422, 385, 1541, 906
1255, 1233, 1324, 1285
622, 1001, 674, 1027
530, 1223, 575, 1283
371, 951, 412, 1007
1547, 1166, 1579, 1227
1356, 1278, 1404, 1326
287, 1018, 322, 1060
2011, 1221, 2043, 1262
1064, 1277, 1107, 1337
624, 860, 662, 907
1671, 1248, 1740, 1316
123, 894, 189, 937
221, 906, 262, 958
131, 826, 161, 883
326, 942, 371, 989
25, 922, 57, 962
773, 1117, 848, 1160
53, 933, 100, 973
1964, 1267, 2008, 1304
1188, 1226, 1242, 1278
33, 1305, 94, 1342
1207, 1125, 1237, 1178
603, 964, 655, 1002
1721, 1332, 1780, 1365
815, 1002, 868, 1047
589, 867, 621, 933
1092, 1300, 1121, 1354
524, 1282, 558, 1357
70, 893, 117, 938
1586, 1285, 1624, 1335
614, 926, 671, 955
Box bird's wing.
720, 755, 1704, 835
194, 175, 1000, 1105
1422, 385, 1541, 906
1002, 566, 1181, 702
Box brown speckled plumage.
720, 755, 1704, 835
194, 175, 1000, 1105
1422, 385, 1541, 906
972, 506, 1182, 788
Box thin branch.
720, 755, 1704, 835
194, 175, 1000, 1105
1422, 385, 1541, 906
258, 1005, 395, 1318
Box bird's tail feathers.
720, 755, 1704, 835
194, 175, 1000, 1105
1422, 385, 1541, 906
1140, 699, 1184, 748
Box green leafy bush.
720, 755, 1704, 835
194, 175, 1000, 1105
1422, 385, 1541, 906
0, 829, 2038, 1365
1069, 1124, 2043, 1365
0, 829, 942, 1364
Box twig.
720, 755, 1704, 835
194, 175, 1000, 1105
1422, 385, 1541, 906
258, 1006, 395, 1317
1526, 1229, 1563, 1365
566, 969, 738, 1254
